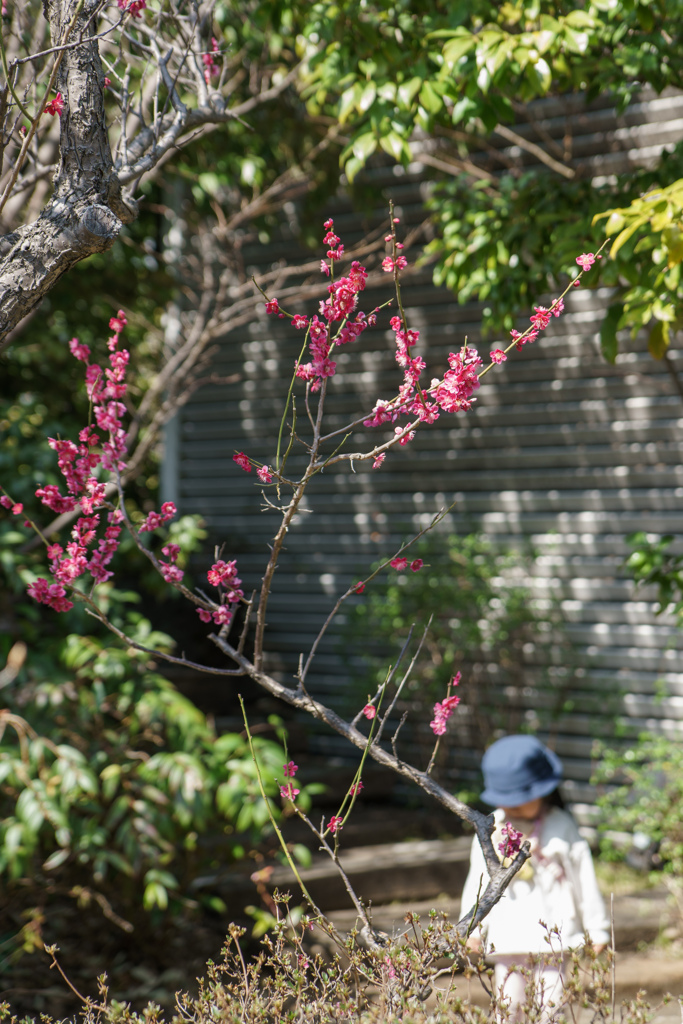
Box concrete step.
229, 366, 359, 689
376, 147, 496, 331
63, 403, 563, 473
269, 836, 473, 909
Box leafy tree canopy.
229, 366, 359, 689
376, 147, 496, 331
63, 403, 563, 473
292, 0, 683, 360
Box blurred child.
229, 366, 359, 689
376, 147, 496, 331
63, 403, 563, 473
460, 735, 609, 1021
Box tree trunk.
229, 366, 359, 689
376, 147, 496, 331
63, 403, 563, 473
0, 0, 136, 344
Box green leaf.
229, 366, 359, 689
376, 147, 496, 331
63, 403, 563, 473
143, 881, 168, 911
443, 34, 475, 64
357, 82, 377, 113
600, 303, 624, 364
663, 226, 683, 266
292, 843, 312, 868
651, 205, 673, 232
451, 96, 477, 124
648, 319, 670, 359
379, 131, 405, 162
603, 211, 626, 235
562, 27, 590, 54
397, 77, 422, 109
197, 173, 221, 197
564, 9, 595, 28
338, 82, 361, 124
419, 80, 443, 115
610, 216, 649, 258
43, 848, 70, 871
351, 132, 377, 163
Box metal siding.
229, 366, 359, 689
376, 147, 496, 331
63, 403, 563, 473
175, 89, 683, 810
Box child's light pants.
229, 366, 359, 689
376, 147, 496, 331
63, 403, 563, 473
493, 955, 565, 1023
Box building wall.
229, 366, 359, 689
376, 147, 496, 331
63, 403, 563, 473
168, 88, 683, 814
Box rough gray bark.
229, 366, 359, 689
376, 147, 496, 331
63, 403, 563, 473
0, 0, 134, 342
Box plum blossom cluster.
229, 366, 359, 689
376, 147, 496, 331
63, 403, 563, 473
256, 217, 524, 478
202, 37, 220, 83
232, 452, 273, 483
44, 92, 63, 117
117, 0, 146, 16
505, 249, 599, 354
198, 558, 245, 627
264, 220, 374, 392
429, 672, 462, 736
24, 313, 179, 613
576, 252, 597, 271
498, 821, 524, 859
390, 556, 423, 572
364, 332, 485, 432
0, 494, 23, 515
508, 297, 564, 351
280, 760, 300, 801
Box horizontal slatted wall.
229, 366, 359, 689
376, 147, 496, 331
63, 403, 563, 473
173, 87, 683, 815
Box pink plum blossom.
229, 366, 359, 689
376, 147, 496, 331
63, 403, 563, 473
498, 822, 524, 859
233, 452, 252, 472
430, 694, 461, 736
575, 253, 596, 271
0, 495, 23, 515
69, 338, 91, 362
44, 92, 63, 117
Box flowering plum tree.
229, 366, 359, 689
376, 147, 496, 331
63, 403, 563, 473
1, 211, 606, 950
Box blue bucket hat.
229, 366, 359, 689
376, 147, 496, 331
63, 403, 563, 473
481, 735, 563, 807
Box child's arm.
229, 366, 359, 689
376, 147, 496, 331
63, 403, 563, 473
568, 832, 610, 953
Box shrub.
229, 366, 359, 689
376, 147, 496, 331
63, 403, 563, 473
594, 733, 683, 887
0, 619, 314, 941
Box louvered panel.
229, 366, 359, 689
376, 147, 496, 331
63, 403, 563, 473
170, 87, 683, 810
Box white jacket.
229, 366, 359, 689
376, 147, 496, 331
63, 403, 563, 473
460, 807, 610, 955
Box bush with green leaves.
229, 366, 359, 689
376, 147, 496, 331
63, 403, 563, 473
626, 531, 683, 626
594, 733, 683, 888
351, 532, 571, 761
0, 617, 318, 936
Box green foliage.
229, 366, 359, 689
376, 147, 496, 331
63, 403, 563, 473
296, 0, 683, 358
304, 0, 683, 176
352, 532, 571, 750
594, 733, 683, 878
595, 178, 683, 359
424, 144, 683, 337
0, 624, 310, 925
626, 531, 683, 626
